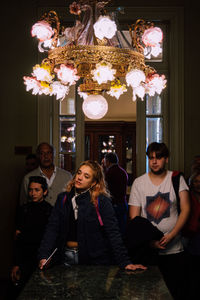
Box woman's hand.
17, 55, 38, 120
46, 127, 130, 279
11, 266, 21, 283
125, 264, 147, 271
39, 259, 47, 270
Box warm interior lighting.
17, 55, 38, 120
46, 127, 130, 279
23, 0, 167, 119
82, 94, 108, 119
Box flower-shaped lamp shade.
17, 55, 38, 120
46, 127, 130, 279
31, 20, 54, 42
93, 16, 117, 40
142, 27, 163, 47
91, 62, 116, 85
126, 69, 146, 88
82, 95, 108, 119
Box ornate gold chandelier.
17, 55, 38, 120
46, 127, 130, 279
24, 0, 166, 119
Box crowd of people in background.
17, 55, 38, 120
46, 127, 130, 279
7, 141, 200, 300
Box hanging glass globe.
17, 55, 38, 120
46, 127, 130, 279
82, 94, 108, 119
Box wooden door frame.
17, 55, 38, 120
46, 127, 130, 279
85, 121, 136, 183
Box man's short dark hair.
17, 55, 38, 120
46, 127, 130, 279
146, 142, 169, 159
28, 176, 48, 193
105, 152, 119, 164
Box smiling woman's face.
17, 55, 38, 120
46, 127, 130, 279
74, 165, 96, 192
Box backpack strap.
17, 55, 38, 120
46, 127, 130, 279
172, 171, 183, 214
95, 197, 104, 226
62, 194, 67, 207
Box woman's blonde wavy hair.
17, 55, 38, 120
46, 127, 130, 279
66, 160, 110, 205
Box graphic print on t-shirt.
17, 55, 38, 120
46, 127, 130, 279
145, 192, 171, 224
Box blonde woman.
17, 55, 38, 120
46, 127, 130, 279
39, 160, 146, 271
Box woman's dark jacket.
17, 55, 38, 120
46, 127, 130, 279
38, 189, 132, 268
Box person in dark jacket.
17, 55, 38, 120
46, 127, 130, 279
102, 152, 128, 237
38, 160, 146, 271
9, 176, 52, 299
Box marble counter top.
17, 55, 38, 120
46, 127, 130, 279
18, 265, 172, 299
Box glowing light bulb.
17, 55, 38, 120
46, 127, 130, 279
82, 95, 108, 119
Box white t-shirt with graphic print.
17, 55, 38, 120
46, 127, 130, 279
128, 170, 189, 255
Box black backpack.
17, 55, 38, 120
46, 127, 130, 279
172, 171, 184, 214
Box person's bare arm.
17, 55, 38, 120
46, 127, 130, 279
159, 190, 190, 247
129, 205, 141, 220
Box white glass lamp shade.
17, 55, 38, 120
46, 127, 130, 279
82, 95, 108, 119
93, 16, 117, 40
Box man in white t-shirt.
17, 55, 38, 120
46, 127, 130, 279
129, 142, 190, 300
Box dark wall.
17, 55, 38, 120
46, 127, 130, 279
184, 1, 199, 178
0, 1, 38, 278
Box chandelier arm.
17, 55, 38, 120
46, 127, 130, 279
46, 11, 60, 47
96, 1, 109, 18
129, 19, 147, 53
77, 4, 95, 45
